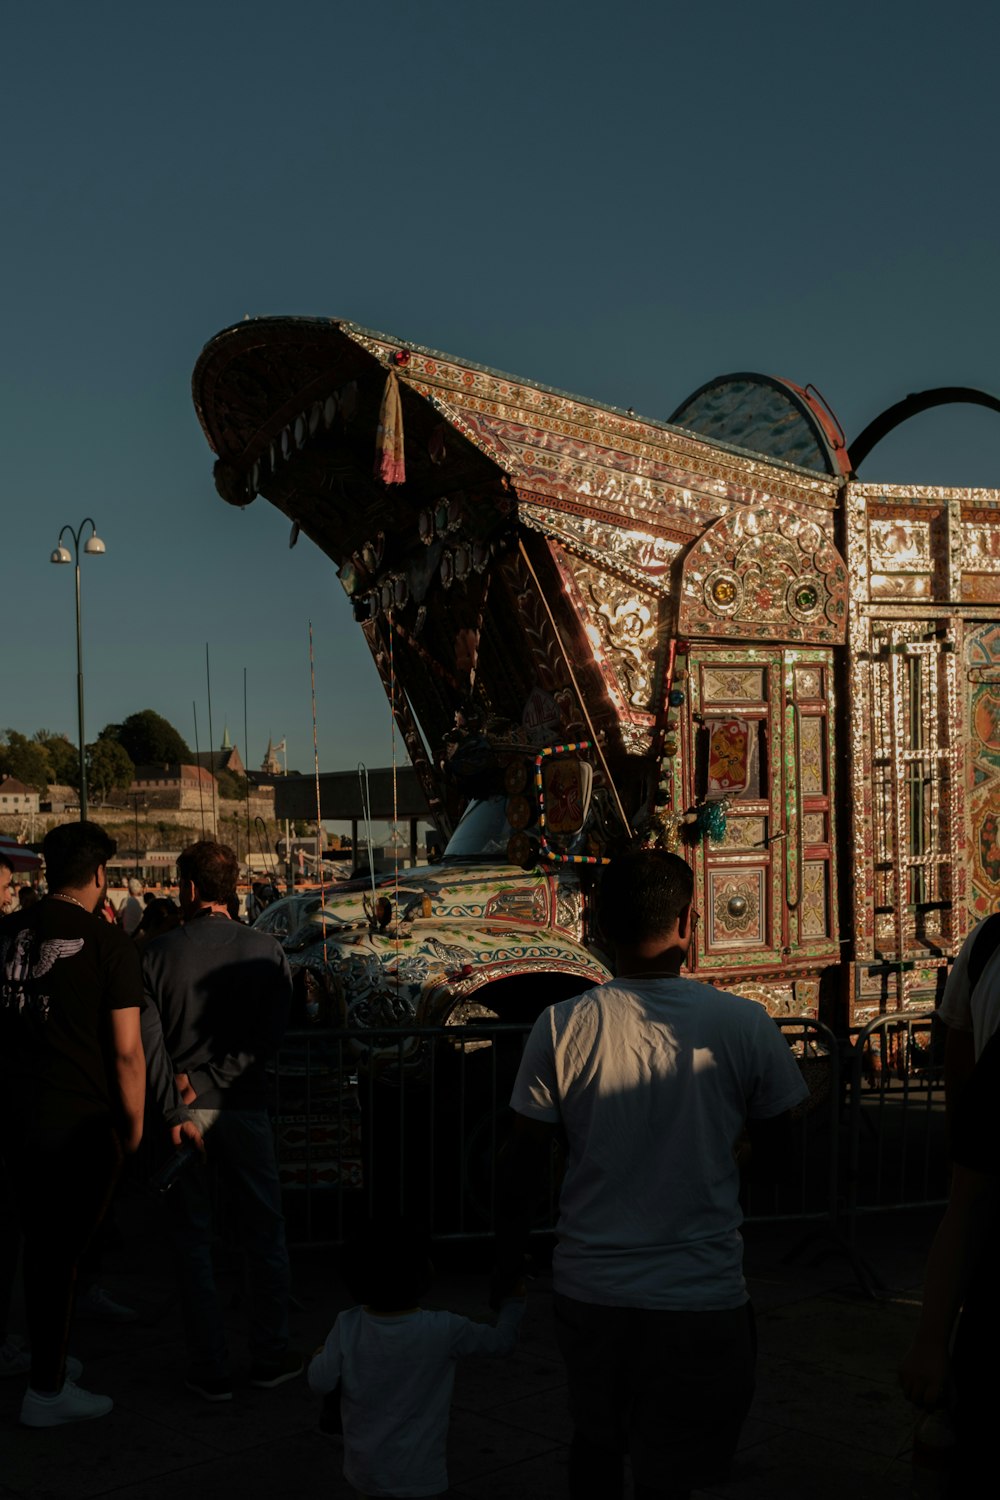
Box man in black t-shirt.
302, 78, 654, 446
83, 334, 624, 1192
0, 821, 145, 1428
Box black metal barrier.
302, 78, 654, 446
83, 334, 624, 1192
270, 1023, 541, 1246
268, 1013, 947, 1251
843, 1012, 948, 1240
743, 1018, 841, 1230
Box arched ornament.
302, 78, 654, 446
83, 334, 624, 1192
670, 372, 848, 476
678, 506, 848, 645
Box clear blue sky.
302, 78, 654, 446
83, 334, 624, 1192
4, 0, 998, 782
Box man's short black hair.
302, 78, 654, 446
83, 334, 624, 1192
0, 852, 13, 876
176, 841, 239, 904
43, 820, 117, 891
599, 849, 694, 948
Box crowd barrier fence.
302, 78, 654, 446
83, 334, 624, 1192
265, 1011, 949, 1260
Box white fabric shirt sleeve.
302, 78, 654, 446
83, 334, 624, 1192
510, 1008, 561, 1122
449, 1298, 524, 1357
307, 1315, 344, 1394
744, 1005, 811, 1119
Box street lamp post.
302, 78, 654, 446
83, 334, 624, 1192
50, 519, 106, 822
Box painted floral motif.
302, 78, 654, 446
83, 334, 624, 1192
798, 717, 825, 795
869, 519, 931, 572
800, 864, 828, 939
973, 689, 1000, 755
707, 816, 767, 850
711, 876, 762, 939
284, 857, 608, 1036
703, 669, 766, 702
707, 719, 751, 794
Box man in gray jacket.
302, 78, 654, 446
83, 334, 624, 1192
141, 840, 298, 1400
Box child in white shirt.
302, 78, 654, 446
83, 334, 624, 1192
308, 1225, 524, 1499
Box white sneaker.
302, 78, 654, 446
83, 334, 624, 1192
76, 1285, 138, 1323
0, 1340, 82, 1381
1, 1337, 30, 1378
21, 1380, 113, 1427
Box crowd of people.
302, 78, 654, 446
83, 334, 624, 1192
0, 868, 285, 940
0, 823, 995, 1496
0, 826, 300, 1431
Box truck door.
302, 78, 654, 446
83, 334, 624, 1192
685, 646, 840, 980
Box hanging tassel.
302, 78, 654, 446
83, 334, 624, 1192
375, 368, 406, 484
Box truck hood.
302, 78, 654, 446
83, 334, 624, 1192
289, 860, 584, 938
289, 912, 608, 1031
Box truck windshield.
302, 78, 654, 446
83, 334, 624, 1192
442, 797, 515, 861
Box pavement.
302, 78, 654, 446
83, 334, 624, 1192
0, 1194, 941, 1500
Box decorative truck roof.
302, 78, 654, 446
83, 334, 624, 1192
194, 319, 846, 774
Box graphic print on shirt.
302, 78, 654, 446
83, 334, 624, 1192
0, 929, 85, 1020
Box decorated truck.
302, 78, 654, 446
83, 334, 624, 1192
193, 318, 1000, 1036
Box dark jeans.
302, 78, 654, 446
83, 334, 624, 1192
2, 1116, 122, 1391
950, 1253, 1000, 1496
553, 1293, 756, 1499
164, 1107, 290, 1378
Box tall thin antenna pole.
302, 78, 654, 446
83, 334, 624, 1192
243, 666, 252, 877
205, 643, 218, 838
309, 621, 327, 953
193, 701, 206, 839
388, 611, 401, 992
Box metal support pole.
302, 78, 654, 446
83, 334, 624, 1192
52, 519, 104, 824
75, 559, 87, 820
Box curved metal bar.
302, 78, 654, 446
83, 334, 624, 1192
57, 517, 98, 556
849, 387, 1000, 471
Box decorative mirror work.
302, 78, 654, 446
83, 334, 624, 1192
708, 871, 764, 946
582, 574, 658, 710
967, 624, 1000, 916
679, 506, 848, 644
519, 504, 683, 593
962, 520, 1000, 603
553, 549, 663, 756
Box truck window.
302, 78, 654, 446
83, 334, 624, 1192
442, 798, 515, 861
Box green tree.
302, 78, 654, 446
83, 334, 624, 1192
0, 730, 52, 793
101, 710, 191, 767
34, 730, 79, 788
216, 768, 248, 801
87, 739, 135, 802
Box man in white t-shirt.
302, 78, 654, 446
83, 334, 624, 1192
494, 850, 808, 1500
938, 913, 1000, 1102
